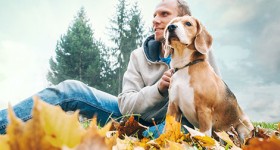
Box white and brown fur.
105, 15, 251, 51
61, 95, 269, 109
164, 15, 254, 141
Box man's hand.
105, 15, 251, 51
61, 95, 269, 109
158, 69, 174, 96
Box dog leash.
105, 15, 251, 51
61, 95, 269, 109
174, 59, 204, 73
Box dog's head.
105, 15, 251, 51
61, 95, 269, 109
164, 15, 213, 58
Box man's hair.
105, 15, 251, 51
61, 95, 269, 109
177, 0, 192, 16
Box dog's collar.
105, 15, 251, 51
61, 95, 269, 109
174, 59, 204, 73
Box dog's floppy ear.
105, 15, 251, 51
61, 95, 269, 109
164, 27, 171, 58
164, 44, 172, 58
194, 19, 213, 54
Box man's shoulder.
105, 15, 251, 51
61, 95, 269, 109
131, 47, 145, 56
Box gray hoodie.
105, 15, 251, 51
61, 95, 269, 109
118, 35, 220, 124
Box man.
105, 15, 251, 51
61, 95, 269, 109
0, 0, 219, 135
118, 0, 220, 132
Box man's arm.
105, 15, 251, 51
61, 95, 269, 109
118, 49, 168, 116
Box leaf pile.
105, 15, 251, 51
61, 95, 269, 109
0, 97, 279, 150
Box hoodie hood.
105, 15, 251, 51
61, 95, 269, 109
143, 35, 162, 62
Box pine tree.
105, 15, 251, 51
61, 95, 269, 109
108, 0, 145, 94
47, 7, 101, 87
98, 40, 119, 95
126, 1, 145, 59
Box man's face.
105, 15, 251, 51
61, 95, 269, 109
153, 0, 179, 42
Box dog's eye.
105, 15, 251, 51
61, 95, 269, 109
185, 22, 192, 26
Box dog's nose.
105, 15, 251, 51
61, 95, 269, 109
168, 24, 177, 32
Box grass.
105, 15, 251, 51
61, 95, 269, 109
253, 122, 279, 130
81, 118, 279, 131
82, 119, 91, 129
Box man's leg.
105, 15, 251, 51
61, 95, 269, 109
0, 80, 122, 134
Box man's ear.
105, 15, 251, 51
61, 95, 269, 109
194, 20, 213, 54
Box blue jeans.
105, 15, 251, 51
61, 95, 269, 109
0, 80, 122, 134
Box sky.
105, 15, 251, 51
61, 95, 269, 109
0, 0, 279, 123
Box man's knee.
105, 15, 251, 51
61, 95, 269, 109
58, 80, 86, 88
60, 80, 83, 85
56, 80, 88, 93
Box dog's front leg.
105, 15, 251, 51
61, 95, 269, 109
197, 108, 213, 136
167, 101, 181, 122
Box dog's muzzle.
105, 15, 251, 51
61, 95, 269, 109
167, 24, 179, 43
167, 24, 178, 32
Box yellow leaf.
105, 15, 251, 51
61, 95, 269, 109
6, 100, 58, 150
193, 135, 216, 147
34, 96, 86, 148
163, 140, 185, 150
65, 117, 116, 150
68, 128, 109, 150
113, 136, 141, 150
215, 131, 234, 146
100, 122, 117, 148
99, 121, 112, 136
0, 135, 10, 150
6, 104, 25, 149
3, 96, 119, 150
183, 125, 217, 148
24, 97, 59, 150
165, 115, 181, 135
155, 115, 184, 147
215, 131, 241, 149
89, 117, 112, 137
135, 138, 150, 149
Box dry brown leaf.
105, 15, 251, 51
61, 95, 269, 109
117, 116, 148, 139
243, 136, 280, 150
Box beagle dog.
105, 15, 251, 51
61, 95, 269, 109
164, 15, 254, 141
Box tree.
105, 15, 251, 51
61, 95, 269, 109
97, 40, 119, 95
108, 0, 145, 94
47, 7, 101, 88
127, 1, 145, 50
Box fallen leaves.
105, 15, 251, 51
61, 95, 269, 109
0, 97, 279, 150
242, 136, 280, 150
0, 96, 113, 150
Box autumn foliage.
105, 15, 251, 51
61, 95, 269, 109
0, 97, 279, 150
